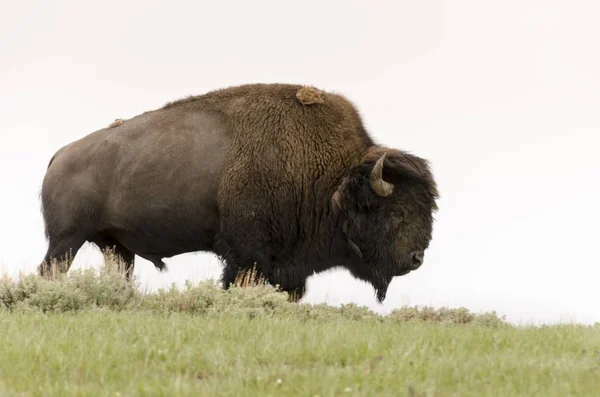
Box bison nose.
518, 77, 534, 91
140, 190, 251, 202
409, 251, 424, 270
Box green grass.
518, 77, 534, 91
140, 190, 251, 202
0, 264, 599, 396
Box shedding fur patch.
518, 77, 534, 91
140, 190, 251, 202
296, 86, 325, 105
108, 118, 125, 128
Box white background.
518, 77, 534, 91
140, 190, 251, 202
1, 0, 598, 325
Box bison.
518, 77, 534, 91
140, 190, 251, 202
38, 83, 439, 302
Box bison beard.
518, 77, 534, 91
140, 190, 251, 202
38, 83, 439, 303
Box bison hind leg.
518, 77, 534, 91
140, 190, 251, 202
93, 236, 136, 281
39, 234, 87, 279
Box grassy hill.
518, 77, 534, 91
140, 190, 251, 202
1, 263, 598, 396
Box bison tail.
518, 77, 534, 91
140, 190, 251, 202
39, 151, 60, 240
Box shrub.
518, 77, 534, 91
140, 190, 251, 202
0, 259, 509, 327
389, 305, 508, 328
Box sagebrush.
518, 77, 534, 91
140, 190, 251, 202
1, 257, 507, 327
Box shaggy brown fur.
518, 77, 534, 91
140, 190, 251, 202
39, 83, 439, 303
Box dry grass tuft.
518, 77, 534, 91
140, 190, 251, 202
232, 263, 268, 288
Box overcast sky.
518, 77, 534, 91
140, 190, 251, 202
1, 0, 598, 325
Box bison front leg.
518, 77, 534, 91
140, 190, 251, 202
286, 285, 306, 303
221, 261, 271, 290
221, 261, 245, 289
215, 233, 272, 290
269, 267, 308, 303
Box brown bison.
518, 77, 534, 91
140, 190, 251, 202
38, 83, 439, 302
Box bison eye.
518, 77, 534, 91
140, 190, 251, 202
391, 212, 403, 228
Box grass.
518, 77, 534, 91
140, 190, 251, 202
0, 259, 599, 396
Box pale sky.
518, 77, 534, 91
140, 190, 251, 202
1, 0, 598, 325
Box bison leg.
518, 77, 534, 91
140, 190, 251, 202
220, 256, 267, 290
286, 285, 306, 303
94, 237, 136, 282
38, 234, 86, 279
215, 233, 241, 289
269, 268, 307, 302
215, 233, 272, 290
221, 262, 241, 289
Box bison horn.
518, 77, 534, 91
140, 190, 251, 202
370, 153, 394, 197
331, 190, 343, 216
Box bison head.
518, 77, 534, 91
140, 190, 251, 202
332, 147, 439, 302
